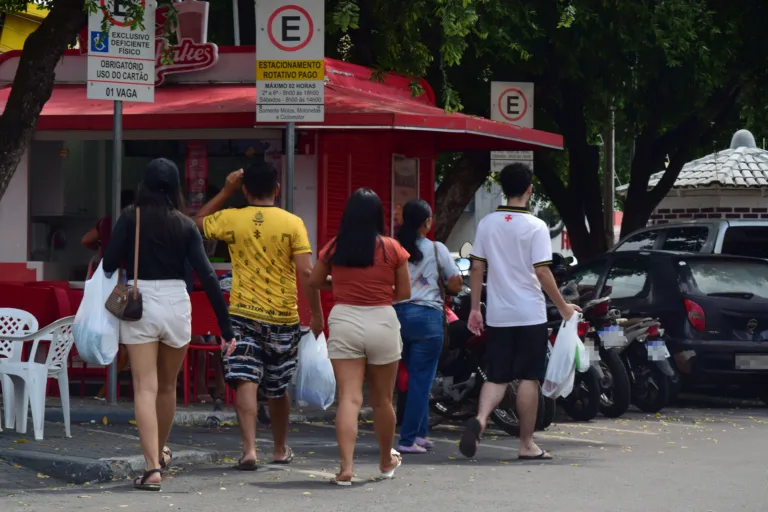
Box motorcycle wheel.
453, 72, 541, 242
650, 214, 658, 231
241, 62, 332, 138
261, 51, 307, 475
490, 381, 545, 436
631, 362, 670, 413
599, 350, 631, 418
562, 366, 601, 422
540, 396, 557, 430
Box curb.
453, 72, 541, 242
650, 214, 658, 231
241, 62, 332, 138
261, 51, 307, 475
0, 448, 225, 485
4, 408, 373, 484
43, 406, 371, 426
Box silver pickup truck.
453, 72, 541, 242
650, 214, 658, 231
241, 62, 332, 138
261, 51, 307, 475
612, 219, 768, 258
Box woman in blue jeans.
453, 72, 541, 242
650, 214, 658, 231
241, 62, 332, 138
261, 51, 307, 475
394, 200, 462, 453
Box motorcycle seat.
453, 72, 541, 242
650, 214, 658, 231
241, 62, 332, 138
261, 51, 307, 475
619, 317, 655, 328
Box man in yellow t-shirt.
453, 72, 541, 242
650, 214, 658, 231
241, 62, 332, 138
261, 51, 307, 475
195, 162, 323, 470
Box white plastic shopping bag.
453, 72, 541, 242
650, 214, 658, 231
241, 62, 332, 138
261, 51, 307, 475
295, 331, 336, 410
73, 262, 119, 366
542, 313, 582, 399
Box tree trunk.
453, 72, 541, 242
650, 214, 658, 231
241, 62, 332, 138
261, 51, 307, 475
535, 82, 608, 261
620, 81, 742, 238
433, 152, 491, 242
0, 0, 86, 202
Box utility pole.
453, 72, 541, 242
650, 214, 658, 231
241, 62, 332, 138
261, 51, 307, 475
604, 104, 616, 249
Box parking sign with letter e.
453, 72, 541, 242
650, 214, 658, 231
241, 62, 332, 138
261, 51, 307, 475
256, 0, 325, 123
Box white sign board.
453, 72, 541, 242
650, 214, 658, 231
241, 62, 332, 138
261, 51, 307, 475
87, 0, 156, 103
490, 81, 534, 172
256, 0, 325, 122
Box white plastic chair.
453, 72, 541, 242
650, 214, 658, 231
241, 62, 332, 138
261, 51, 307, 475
0, 316, 75, 440
0, 308, 39, 431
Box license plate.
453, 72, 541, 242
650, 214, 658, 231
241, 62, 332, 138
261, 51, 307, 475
734, 354, 768, 370
647, 339, 670, 361
598, 328, 627, 348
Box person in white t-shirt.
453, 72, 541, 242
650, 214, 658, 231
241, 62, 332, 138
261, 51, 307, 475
459, 163, 579, 461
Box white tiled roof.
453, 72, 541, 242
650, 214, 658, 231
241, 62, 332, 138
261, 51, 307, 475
617, 146, 768, 192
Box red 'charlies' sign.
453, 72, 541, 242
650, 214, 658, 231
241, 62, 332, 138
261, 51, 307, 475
78, 3, 218, 86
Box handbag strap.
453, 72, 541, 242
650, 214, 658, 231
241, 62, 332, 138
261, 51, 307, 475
132, 207, 140, 299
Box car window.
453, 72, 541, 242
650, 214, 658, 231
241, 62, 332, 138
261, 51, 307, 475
615, 230, 658, 251
721, 226, 768, 258
603, 258, 652, 300
567, 261, 607, 302
661, 227, 709, 252
684, 259, 768, 299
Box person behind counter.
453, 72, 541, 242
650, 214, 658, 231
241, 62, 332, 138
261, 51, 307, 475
82, 190, 135, 276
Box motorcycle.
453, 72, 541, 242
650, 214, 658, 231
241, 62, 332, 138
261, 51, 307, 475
398, 242, 552, 435
559, 278, 675, 414
545, 257, 603, 422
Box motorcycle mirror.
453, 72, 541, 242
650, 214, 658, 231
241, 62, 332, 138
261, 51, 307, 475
456, 258, 471, 273
564, 256, 574, 266
459, 242, 473, 259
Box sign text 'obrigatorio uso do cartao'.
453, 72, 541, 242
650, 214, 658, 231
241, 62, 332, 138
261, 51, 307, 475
87, 0, 157, 103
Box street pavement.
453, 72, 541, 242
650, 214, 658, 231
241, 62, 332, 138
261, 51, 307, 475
1, 396, 767, 512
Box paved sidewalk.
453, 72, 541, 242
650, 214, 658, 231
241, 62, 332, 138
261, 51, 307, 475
0, 420, 294, 484
0, 396, 360, 426
0, 402, 371, 485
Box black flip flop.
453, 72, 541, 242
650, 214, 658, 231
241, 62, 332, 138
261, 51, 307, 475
459, 418, 482, 458
160, 447, 173, 471
271, 447, 294, 465
518, 450, 553, 461
134, 469, 162, 491
233, 458, 258, 471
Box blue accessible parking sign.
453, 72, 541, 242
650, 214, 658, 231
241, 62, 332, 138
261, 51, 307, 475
90, 31, 109, 53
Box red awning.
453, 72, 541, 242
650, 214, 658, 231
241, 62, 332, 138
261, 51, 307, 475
0, 83, 561, 151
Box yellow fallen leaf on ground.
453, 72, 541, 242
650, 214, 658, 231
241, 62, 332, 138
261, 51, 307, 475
102, 417, 108, 426
129, 420, 137, 425
37, 473, 49, 479
303, 492, 311, 495
13, 440, 27, 444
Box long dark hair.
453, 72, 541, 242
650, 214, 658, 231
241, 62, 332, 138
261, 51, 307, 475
132, 158, 189, 248
330, 188, 385, 268
396, 199, 432, 263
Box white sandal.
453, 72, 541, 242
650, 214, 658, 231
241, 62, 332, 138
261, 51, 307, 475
330, 477, 353, 487
380, 449, 402, 479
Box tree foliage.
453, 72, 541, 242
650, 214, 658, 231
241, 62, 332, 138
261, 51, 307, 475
326, 0, 768, 258
0, 0, 177, 201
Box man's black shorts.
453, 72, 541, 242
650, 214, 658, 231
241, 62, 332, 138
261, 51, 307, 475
485, 323, 548, 383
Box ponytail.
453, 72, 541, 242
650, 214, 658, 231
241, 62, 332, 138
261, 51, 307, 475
396, 199, 432, 263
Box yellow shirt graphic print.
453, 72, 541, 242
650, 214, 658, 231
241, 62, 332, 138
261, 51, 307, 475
203, 206, 312, 325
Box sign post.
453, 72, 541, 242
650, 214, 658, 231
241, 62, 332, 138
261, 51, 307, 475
88, 0, 157, 404
256, 0, 325, 213
490, 82, 535, 174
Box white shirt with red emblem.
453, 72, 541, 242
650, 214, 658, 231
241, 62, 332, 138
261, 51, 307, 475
469, 207, 553, 327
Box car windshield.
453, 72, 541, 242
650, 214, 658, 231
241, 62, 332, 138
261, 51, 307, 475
684, 259, 768, 299
721, 226, 768, 258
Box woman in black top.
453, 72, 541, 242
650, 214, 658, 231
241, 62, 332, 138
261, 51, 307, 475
103, 158, 234, 491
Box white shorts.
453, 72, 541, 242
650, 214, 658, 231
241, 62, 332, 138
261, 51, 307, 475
119, 279, 191, 349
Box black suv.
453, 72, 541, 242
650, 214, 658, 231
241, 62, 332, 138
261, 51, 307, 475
566, 250, 768, 400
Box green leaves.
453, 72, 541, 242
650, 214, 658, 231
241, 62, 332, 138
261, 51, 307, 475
331, 0, 361, 33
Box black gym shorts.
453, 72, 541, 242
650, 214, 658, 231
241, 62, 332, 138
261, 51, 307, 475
484, 323, 548, 383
